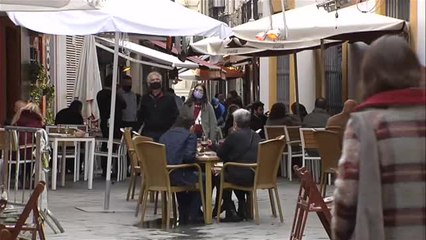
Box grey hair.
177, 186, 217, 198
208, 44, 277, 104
232, 108, 251, 128
147, 71, 162, 82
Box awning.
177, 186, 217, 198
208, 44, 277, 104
151, 40, 222, 70
0, 0, 103, 11
96, 37, 198, 69
151, 40, 245, 80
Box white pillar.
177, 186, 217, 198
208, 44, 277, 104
259, 57, 270, 111
296, 50, 316, 112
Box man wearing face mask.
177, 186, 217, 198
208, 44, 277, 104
137, 71, 179, 142
120, 75, 141, 131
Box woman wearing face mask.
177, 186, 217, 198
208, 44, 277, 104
181, 83, 218, 142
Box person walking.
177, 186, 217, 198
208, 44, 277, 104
181, 83, 218, 142
332, 35, 426, 240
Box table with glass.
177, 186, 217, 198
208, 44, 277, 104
196, 150, 221, 224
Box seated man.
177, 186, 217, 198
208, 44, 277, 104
215, 108, 261, 222
159, 112, 203, 224
303, 97, 330, 128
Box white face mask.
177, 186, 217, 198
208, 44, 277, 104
193, 90, 203, 99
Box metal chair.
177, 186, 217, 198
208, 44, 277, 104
93, 136, 126, 181
284, 126, 303, 181
299, 128, 324, 182
290, 166, 333, 240
217, 137, 286, 225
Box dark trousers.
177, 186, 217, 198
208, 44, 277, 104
213, 174, 250, 214
100, 121, 121, 177
176, 191, 202, 220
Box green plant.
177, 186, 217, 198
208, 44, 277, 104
29, 62, 55, 125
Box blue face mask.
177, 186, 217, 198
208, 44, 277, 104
193, 90, 203, 100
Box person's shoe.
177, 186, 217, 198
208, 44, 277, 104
237, 203, 250, 220
212, 205, 225, 218
179, 214, 189, 225
221, 209, 243, 222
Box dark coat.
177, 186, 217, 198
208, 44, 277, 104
216, 128, 261, 186
250, 114, 267, 139
96, 88, 127, 138
138, 92, 178, 141
54, 108, 84, 125
159, 127, 198, 186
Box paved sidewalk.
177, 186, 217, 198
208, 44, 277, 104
44, 177, 331, 240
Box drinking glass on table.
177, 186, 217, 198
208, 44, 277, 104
200, 135, 209, 155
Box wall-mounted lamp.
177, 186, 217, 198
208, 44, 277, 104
122, 60, 130, 72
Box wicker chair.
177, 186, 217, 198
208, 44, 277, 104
313, 130, 341, 197
134, 141, 205, 229
122, 129, 153, 201
217, 137, 286, 224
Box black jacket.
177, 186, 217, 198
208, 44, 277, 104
54, 108, 84, 125
96, 88, 127, 138
137, 92, 178, 140
216, 128, 261, 186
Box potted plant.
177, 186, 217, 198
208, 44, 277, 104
29, 62, 55, 125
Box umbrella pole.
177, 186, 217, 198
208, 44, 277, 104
104, 32, 120, 210
293, 53, 300, 118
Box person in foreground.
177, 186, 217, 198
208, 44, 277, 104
159, 112, 203, 224
332, 35, 426, 240
214, 108, 261, 222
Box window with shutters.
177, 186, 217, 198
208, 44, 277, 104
65, 35, 84, 106
325, 45, 343, 115
276, 55, 290, 109
386, 0, 410, 21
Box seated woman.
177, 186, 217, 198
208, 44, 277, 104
214, 108, 261, 222
159, 112, 203, 224
266, 102, 301, 126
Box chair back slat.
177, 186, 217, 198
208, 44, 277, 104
314, 130, 341, 171
285, 126, 301, 143
255, 137, 286, 186
326, 125, 344, 144
134, 141, 169, 188
130, 135, 153, 169
300, 128, 318, 149
264, 125, 286, 140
